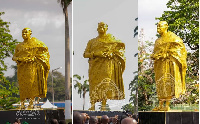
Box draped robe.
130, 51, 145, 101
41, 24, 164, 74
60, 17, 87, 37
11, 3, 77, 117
13, 37, 50, 101
152, 32, 187, 99
84, 34, 126, 103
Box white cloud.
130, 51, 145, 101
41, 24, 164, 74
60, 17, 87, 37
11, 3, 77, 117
54, 15, 65, 29
138, 0, 170, 42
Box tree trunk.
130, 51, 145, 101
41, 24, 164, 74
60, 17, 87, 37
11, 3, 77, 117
65, 7, 71, 119
65, 5, 70, 101
83, 90, 86, 110
135, 86, 138, 115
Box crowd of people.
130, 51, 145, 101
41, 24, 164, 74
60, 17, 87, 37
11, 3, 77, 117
6, 112, 138, 124
73, 111, 138, 124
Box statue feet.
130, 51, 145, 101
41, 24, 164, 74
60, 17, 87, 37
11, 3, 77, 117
27, 104, 34, 109
152, 105, 170, 111
88, 107, 95, 111
162, 106, 170, 111
152, 106, 163, 111
88, 104, 95, 111
20, 104, 25, 109
100, 106, 107, 111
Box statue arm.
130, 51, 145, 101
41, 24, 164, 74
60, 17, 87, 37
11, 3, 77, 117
113, 44, 126, 71
12, 45, 35, 63
12, 45, 19, 62
83, 40, 94, 58
35, 47, 50, 70
84, 50, 105, 58
83, 40, 105, 58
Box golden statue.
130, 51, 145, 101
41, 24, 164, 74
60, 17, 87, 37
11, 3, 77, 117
83, 22, 126, 111
12, 28, 50, 109
151, 21, 187, 111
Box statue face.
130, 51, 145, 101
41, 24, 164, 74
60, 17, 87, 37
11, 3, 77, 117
157, 22, 168, 35
97, 23, 108, 34
22, 28, 31, 40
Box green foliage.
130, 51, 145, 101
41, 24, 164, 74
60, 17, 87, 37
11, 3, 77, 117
57, 0, 72, 13
98, 104, 111, 111
121, 103, 135, 114
156, 0, 199, 50
134, 17, 138, 38
46, 71, 65, 101
0, 12, 18, 72
0, 12, 19, 110
73, 74, 89, 110
73, 74, 89, 98
137, 37, 156, 111
128, 71, 138, 113
6, 65, 18, 87
0, 76, 19, 110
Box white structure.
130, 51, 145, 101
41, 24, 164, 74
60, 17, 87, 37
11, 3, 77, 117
41, 99, 57, 109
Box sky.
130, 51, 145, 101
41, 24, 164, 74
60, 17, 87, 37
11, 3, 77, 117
0, 0, 72, 76
138, 0, 170, 42
73, 0, 138, 111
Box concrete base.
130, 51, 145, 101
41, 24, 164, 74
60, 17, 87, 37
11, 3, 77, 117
139, 111, 199, 124
74, 110, 129, 117
0, 109, 65, 124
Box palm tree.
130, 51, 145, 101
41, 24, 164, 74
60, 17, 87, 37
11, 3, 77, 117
57, 0, 72, 119
73, 74, 89, 110
134, 17, 138, 38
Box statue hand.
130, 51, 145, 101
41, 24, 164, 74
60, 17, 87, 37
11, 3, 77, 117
106, 51, 113, 59
18, 57, 35, 62
24, 57, 35, 62
94, 51, 105, 57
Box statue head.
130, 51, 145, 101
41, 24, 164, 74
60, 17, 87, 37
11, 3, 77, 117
157, 21, 168, 36
97, 22, 108, 35
22, 28, 32, 40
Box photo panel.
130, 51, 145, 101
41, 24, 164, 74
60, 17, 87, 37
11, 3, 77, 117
0, 0, 71, 123
73, 0, 138, 111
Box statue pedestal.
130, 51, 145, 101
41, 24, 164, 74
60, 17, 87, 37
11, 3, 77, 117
139, 111, 199, 124
0, 109, 64, 124
75, 110, 126, 117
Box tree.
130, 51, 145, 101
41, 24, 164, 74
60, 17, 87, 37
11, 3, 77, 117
122, 17, 139, 114
0, 12, 19, 110
6, 65, 18, 87
0, 12, 17, 73
121, 103, 135, 114
128, 71, 138, 114
0, 76, 19, 110
57, 0, 72, 100
57, 0, 72, 119
73, 74, 89, 110
134, 17, 138, 38
130, 29, 157, 111
46, 71, 65, 102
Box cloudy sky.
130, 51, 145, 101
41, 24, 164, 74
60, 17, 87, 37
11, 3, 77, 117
73, 0, 138, 111
138, 0, 170, 41
0, 0, 72, 76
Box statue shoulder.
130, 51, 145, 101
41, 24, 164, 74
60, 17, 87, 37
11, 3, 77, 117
168, 31, 183, 43
154, 37, 162, 45
31, 37, 47, 47
107, 33, 123, 43
87, 38, 96, 44
15, 42, 24, 50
